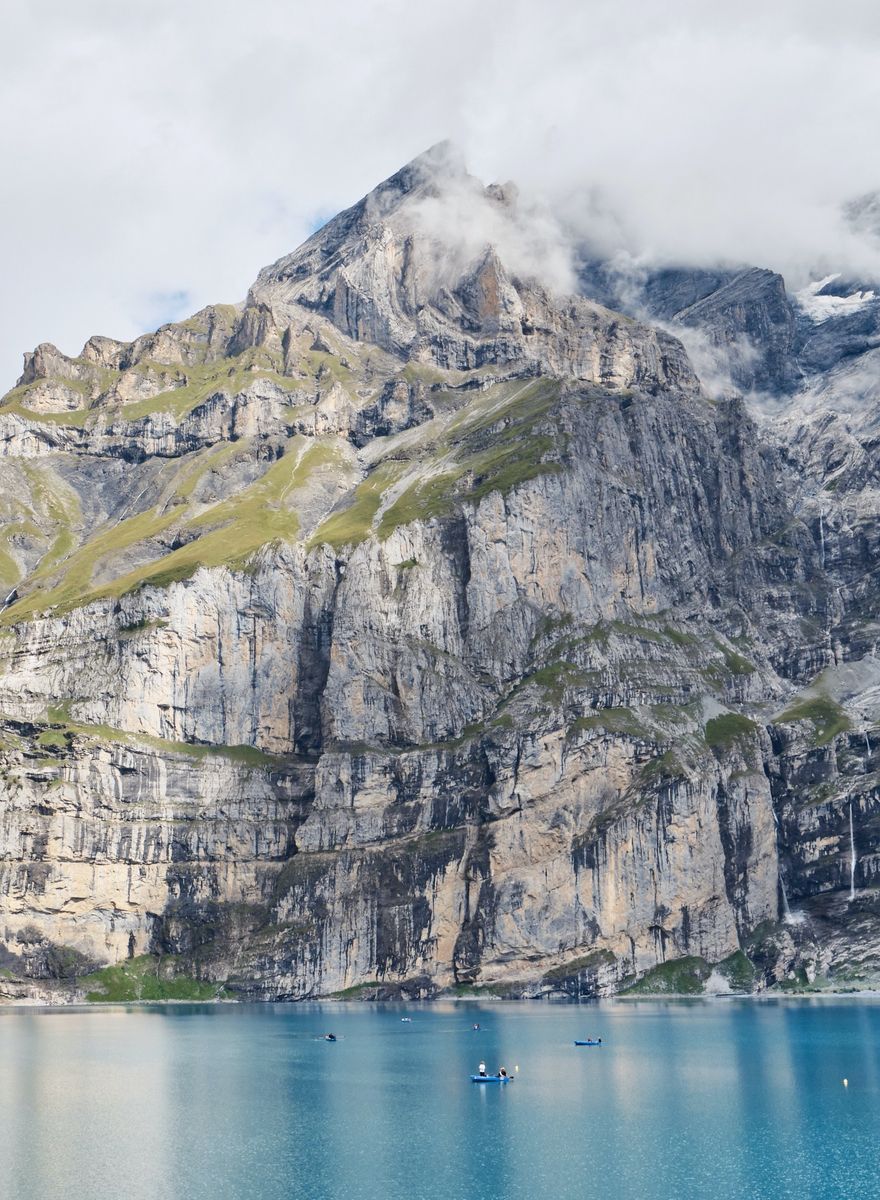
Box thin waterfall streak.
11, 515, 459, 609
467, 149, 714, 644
780, 877, 792, 923
819, 511, 826, 569
773, 806, 792, 921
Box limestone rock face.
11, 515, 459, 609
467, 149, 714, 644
2, 148, 879, 1001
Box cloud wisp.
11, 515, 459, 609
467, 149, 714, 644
2, 0, 880, 386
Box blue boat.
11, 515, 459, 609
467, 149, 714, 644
471, 1074, 512, 1083
574, 1039, 601, 1046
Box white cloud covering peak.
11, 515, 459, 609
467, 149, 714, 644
2, 0, 879, 385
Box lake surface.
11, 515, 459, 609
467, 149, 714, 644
2, 999, 879, 1199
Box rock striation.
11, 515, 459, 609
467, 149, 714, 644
2, 146, 880, 1002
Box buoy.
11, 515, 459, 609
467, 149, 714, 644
843, 1078, 849, 1087
515, 1065, 519, 1072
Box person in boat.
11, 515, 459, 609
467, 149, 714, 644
325, 1033, 336, 1042
478, 1061, 487, 1077
498, 1066, 508, 1079
473, 1023, 480, 1030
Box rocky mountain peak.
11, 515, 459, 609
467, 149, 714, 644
241, 146, 698, 389
4, 147, 880, 1006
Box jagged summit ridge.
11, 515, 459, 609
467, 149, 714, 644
4, 144, 699, 440
245, 144, 696, 386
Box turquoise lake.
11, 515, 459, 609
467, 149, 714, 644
2, 999, 879, 1199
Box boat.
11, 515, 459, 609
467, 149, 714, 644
324, 1034, 337, 1042
574, 1039, 602, 1046
471, 1074, 512, 1083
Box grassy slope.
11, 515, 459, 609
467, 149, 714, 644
1, 373, 560, 620
309, 377, 562, 550
0, 462, 82, 589
1, 438, 341, 622
777, 695, 851, 746
40, 704, 288, 767
83, 954, 225, 1002
0, 342, 304, 428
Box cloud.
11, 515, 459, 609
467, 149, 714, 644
400, 159, 577, 297
2, 0, 880, 386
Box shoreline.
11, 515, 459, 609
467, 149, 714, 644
4, 988, 880, 1010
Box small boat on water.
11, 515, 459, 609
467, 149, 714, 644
472, 1059, 511, 1082
324, 1033, 337, 1042
574, 1039, 602, 1046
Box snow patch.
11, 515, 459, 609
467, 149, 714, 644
795, 274, 876, 323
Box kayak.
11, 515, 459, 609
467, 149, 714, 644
471, 1075, 512, 1083
574, 1040, 601, 1046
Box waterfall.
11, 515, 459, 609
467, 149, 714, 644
819, 510, 826, 569
780, 877, 793, 923
772, 809, 793, 922
849, 801, 857, 903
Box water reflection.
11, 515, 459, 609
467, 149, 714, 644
1, 999, 880, 1200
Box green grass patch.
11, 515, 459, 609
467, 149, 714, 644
608, 620, 666, 644
84, 954, 225, 1002
774, 967, 813, 993
399, 362, 451, 385
648, 703, 699, 726
18, 460, 83, 579
660, 625, 699, 647
624, 956, 711, 995
330, 981, 385, 999
119, 617, 168, 636
2, 506, 178, 622
777, 696, 851, 747
116, 348, 302, 422
36, 728, 69, 749
523, 661, 586, 706
173, 439, 246, 501
704, 713, 758, 750
43, 706, 286, 769
4, 439, 338, 621
567, 707, 646, 740
716, 950, 758, 992
719, 646, 756, 676
300, 349, 353, 386
639, 750, 688, 783
0, 543, 19, 587
311, 378, 564, 548
450, 981, 511, 997
542, 949, 616, 982
394, 379, 563, 526
309, 460, 406, 549
0, 383, 94, 427
0, 344, 305, 430
377, 467, 464, 537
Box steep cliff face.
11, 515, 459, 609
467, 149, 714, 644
2, 147, 879, 1003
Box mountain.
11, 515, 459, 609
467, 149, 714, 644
1, 146, 879, 1003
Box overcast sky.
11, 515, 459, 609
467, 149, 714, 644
2, 0, 879, 386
